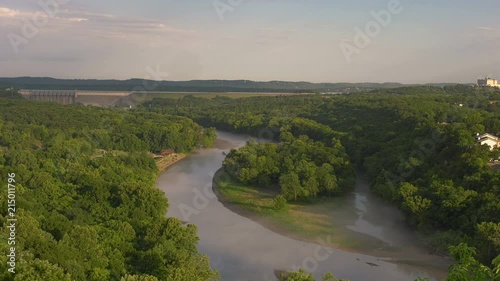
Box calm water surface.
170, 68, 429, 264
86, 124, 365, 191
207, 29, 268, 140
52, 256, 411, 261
156, 131, 449, 281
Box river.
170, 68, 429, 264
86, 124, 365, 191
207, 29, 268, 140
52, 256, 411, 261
156, 131, 449, 281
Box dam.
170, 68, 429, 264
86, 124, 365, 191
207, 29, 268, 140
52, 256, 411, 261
19, 89, 132, 107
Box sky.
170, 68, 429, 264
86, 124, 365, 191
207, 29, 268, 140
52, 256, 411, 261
0, 0, 499, 83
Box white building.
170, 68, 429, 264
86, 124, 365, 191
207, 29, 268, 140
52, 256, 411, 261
477, 133, 500, 150
478, 77, 500, 88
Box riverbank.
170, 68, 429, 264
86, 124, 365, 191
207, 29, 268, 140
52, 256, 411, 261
158, 131, 450, 281
214, 169, 383, 251
156, 153, 187, 171
213, 168, 451, 275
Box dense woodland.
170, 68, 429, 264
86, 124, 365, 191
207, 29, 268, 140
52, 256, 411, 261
222, 123, 355, 202
1, 84, 499, 280
144, 85, 500, 276
0, 98, 217, 280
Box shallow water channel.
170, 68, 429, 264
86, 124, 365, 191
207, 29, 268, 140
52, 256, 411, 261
156, 131, 449, 281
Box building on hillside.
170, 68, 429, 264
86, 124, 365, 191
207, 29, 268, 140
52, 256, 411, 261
477, 133, 500, 150
477, 77, 500, 88
160, 149, 176, 156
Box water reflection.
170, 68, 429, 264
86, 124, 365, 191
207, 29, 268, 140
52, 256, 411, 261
156, 131, 449, 281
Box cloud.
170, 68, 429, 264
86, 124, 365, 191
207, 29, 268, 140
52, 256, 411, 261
64, 17, 88, 22
70, 10, 194, 34
0, 7, 20, 18
462, 26, 500, 42
477, 26, 494, 31
253, 26, 299, 43
0, 5, 194, 36
472, 26, 500, 41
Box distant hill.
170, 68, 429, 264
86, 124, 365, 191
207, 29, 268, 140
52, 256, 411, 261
0, 77, 460, 93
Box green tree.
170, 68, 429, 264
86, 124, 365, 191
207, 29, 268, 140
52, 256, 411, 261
273, 195, 288, 211
399, 182, 431, 225
446, 243, 500, 281
120, 275, 159, 281
280, 172, 302, 201
476, 222, 500, 263
14, 254, 71, 281
280, 269, 314, 281
280, 270, 349, 281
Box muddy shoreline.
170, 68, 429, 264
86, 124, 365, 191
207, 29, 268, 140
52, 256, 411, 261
211, 168, 451, 277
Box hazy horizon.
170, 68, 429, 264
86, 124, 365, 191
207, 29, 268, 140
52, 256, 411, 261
1, 0, 499, 84
0, 76, 473, 85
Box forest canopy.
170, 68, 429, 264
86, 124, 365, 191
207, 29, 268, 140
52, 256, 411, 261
223, 132, 355, 201
143, 85, 500, 268
0, 98, 217, 281
1, 84, 499, 280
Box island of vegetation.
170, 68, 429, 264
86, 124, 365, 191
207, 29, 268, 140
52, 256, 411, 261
214, 120, 360, 247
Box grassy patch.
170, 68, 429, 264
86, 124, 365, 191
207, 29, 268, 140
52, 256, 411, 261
217, 179, 277, 214
215, 171, 377, 250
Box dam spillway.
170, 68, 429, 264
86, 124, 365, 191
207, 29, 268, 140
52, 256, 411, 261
19, 90, 131, 107
20, 89, 77, 105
